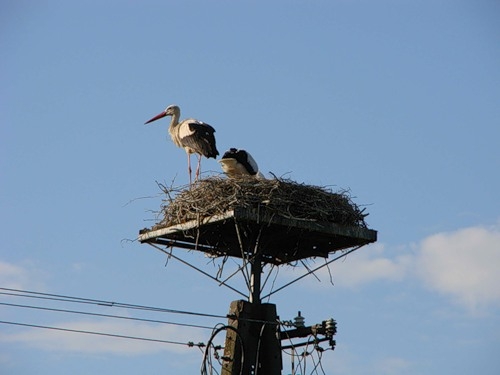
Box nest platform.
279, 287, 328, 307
138, 177, 377, 265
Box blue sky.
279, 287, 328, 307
1, 1, 500, 374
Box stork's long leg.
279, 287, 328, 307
187, 153, 192, 185
195, 154, 202, 181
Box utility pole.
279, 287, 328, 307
220, 248, 282, 375
139, 199, 377, 374
221, 300, 281, 375
250, 253, 262, 305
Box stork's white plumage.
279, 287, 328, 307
219, 148, 263, 178
145, 104, 219, 184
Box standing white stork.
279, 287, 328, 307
219, 148, 264, 178
145, 104, 219, 184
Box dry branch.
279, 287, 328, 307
153, 176, 368, 230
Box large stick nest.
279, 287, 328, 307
153, 176, 368, 230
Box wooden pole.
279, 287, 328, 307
222, 300, 282, 375
249, 254, 262, 305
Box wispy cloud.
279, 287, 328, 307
0, 260, 45, 291
312, 347, 415, 375
1, 319, 206, 356
286, 243, 411, 290
415, 223, 500, 313
293, 222, 500, 313
328, 243, 412, 288
0, 260, 208, 357
2, 221, 499, 360
374, 356, 414, 375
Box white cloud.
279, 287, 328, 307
308, 346, 415, 375
296, 243, 412, 289
289, 221, 500, 314
0, 260, 206, 357
374, 357, 413, 375
415, 224, 500, 312
0, 259, 47, 295
329, 244, 412, 287
1, 319, 205, 356
0, 261, 33, 290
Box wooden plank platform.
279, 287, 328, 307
139, 207, 377, 265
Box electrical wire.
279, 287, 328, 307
280, 328, 329, 375
0, 287, 226, 352
0, 301, 214, 330
0, 320, 203, 348
253, 322, 268, 375
201, 325, 244, 375
318, 351, 328, 375
280, 320, 331, 375
0, 287, 226, 319
280, 323, 306, 375
0, 287, 279, 326
309, 350, 326, 375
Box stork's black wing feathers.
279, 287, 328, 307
221, 148, 258, 175
181, 122, 219, 158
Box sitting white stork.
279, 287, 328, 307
219, 148, 264, 178
145, 104, 219, 184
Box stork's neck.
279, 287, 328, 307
168, 112, 180, 129
167, 110, 182, 147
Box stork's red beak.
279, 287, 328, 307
144, 111, 167, 124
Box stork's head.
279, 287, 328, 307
144, 104, 180, 124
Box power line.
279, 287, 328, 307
0, 320, 204, 348
0, 287, 226, 319
0, 287, 279, 326
0, 302, 214, 330
201, 325, 244, 375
